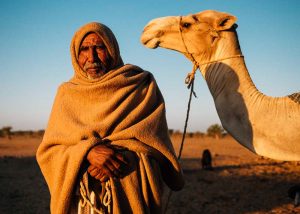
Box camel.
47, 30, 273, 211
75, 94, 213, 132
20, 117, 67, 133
141, 10, 300, 161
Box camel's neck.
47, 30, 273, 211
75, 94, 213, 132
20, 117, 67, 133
174, 20, 300, 161
192, 32, 263, 150
198, 56, 260, 100
194, 31, 261, 102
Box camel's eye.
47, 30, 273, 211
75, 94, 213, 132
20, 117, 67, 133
183, 23, 191, 28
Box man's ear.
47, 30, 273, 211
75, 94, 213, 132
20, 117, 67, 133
213, 14, 237, 31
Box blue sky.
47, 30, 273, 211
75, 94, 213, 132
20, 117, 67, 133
0, 0, 299, 132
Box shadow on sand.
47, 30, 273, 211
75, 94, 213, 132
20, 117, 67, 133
0, 157, 299, 213
0, 156, 50, 214
167, 158, 299, 214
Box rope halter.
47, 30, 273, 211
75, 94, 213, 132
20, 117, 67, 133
178, 16, 244, 87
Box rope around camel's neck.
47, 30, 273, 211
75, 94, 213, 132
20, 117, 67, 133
178, 16, 243, 85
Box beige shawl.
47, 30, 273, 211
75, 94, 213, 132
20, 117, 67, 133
36, 22, 184, 214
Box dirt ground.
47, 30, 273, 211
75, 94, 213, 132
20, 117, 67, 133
0, 135, 299, 214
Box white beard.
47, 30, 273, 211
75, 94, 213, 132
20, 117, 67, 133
83, 62, 107, 79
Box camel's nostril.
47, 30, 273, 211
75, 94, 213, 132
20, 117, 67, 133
143, 22, 157, 33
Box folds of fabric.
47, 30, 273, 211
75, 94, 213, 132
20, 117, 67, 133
36, 64, 184, 214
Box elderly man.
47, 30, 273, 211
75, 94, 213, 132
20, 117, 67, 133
36, 22, 184, 214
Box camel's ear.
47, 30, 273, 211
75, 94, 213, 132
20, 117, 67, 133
214, 14, 237, 31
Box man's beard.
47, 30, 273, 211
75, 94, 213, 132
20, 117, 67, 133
83, 61, 108, 79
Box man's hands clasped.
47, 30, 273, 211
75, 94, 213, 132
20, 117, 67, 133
86, 144, 129, 182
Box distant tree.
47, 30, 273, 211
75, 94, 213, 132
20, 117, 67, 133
168, 129, 174, 136
2, 126, 12, 139
194, 131, 205, 138
188, 132, 194, 138
13, 130, 26, 136
173, 130, 182, 137
28, 130, 34, 136
37, 129, 45, 137
206, 124, 224, 139
222, 132, 228, 138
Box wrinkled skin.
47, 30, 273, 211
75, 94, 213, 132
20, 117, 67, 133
87, 144, 128, 182
78, 33, 111, 79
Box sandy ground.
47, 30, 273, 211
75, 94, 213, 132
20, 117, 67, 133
0, 135, 299, 213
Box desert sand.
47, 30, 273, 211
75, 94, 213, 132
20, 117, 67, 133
0, 135, 299, 213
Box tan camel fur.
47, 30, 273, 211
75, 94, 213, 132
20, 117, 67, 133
141, 10, 300, 161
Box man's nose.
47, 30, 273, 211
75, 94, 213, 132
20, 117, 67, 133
87, 47, 98, 62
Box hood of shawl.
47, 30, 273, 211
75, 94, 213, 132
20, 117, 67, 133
70, 22, 124, 83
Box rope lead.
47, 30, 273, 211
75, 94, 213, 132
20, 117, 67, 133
178, 78, 196, 160
164, 76, 196, 213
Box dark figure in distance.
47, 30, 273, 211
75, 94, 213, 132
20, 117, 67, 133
202, 149, 213, 170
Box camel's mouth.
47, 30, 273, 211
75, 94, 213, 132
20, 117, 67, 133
142, 38, 160, 49
140, 33, 160, 49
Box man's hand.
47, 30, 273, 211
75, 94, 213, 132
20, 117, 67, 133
88, 165, 109, 182
86, 144, 128, 180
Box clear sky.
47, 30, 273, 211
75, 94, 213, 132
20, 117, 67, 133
0, 0, 299, 132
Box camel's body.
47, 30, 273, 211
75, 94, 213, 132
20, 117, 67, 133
141, 10, 300, 161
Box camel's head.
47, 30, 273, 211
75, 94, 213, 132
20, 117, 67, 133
141, 10, 238, 62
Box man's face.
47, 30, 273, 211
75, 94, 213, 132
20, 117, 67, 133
78, 33, 111, 79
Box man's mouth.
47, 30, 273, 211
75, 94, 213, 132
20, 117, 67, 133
83, 62, 107, 79
84, 62, 104, 71
87, 67, 101, 71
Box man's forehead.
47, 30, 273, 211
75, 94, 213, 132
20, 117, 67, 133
81, 32, 104, 46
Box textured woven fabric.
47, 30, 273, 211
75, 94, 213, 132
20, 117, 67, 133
36, 22, 184, 214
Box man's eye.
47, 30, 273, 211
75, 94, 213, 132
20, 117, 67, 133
80, 46, 89, 51
96, 45, 105, 50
